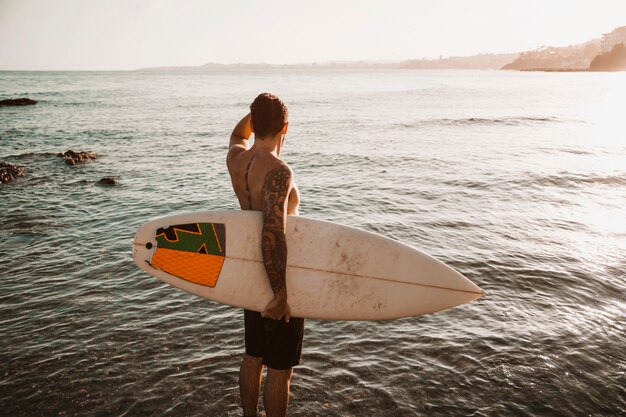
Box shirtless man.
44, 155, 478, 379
226, 93, 304, 417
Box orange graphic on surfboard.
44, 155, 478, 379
150, 223, 226, 287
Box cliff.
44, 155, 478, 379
589, 43, 626, 71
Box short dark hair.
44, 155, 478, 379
250, 93, 288, 138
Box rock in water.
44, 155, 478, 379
0, 98, 38, 106
0, 162, 25, 184
57, 150, 96, 166
98, 177, 117, 185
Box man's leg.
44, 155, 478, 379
239, 354, 263, 417
263, 367, 293, 417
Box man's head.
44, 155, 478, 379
250, 93, 288, 139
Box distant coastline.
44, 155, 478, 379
136, 25, 626, 73
136, 53, 518, 72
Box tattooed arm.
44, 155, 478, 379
260, 164, 293, 322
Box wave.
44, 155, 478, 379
402, 116, 562, 128
437, 172, 626, 193
2, 151, 59, 159
532, 173, 626, 187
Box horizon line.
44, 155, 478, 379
0, 52, 520, 72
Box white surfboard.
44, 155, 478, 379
132, 211, 483, 320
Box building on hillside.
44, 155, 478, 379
602, 26, 626, 51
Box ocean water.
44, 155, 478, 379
0, 69, 624, 417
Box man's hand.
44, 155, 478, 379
262, 293, 292, 323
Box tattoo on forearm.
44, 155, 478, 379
262, 166, 291, 294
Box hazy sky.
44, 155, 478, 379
1, 0, 625, 70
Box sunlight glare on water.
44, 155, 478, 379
586, 72, 626, 148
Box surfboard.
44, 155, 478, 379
132, 211, 483, 320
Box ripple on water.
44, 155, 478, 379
1, 70, 625, 416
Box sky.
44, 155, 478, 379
0, 0, 625, 70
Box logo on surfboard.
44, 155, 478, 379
151, 223, 226, 287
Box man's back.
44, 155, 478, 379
228, 148, 300, 215
226, 94, 304, 417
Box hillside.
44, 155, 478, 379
502, 25, 626, 71
502, 40, 601, 71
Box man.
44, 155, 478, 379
226, 93, 304, 417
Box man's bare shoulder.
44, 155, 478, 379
264, 157, 293, 178
226, 145, 246, 171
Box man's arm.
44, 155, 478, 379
260, 164, 292, 322
226, 113, 252, 166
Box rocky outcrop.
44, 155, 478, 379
0, 98, 38, 106
0, 162, 25, 184
2, 154, 117, 186
589, 43, 626, 71
57, 150, 96, 166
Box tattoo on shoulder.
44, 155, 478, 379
266, 166, 291, 193
262, 166, 291, 230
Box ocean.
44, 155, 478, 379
0, 69, 624, 416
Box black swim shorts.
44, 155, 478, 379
244, 309, 305, 370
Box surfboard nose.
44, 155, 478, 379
458, 272, 485, 299
466, 278, 484, 297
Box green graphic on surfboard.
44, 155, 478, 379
155, 223, 225, 256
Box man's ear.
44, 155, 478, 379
282, 122, 289, 135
